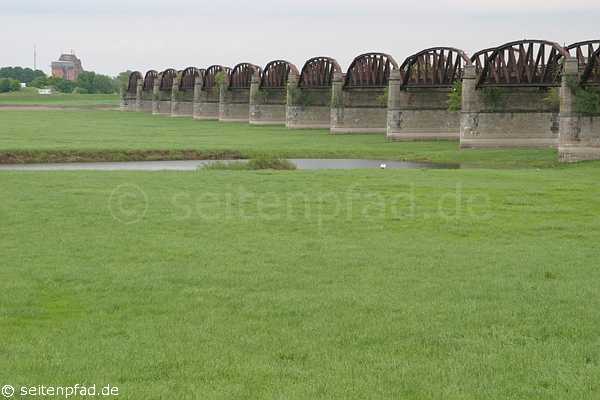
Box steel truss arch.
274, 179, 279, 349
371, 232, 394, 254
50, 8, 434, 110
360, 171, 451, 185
399, 47, 471, 88
477, 40, 569, 87
299, 57, 342, 88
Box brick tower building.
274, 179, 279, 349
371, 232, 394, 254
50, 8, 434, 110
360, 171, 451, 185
51, 53, 84, 81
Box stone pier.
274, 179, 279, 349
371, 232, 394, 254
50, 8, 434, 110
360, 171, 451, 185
330, 53, 396, 134
219, 63, 260, 122
121, 72, 142, 111
140, 71, 156, 112
170, 68, 197, 117
330, 77, 387, 133
286, 57, 340, 129
219, 83, 251, 122
460, 41, 566, 148
193, 66, 228, 120
559, 57, 600, 161
250, 61, 298, 125
387, 73, 460, 141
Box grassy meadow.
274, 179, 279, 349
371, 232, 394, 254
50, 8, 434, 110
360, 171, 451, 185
0, 109, 557, 167
1, 108, 599, 399
0, 88, 119, 108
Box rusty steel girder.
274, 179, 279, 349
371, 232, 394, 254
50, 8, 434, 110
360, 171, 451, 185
159, 68, 177, 91
142, 70, 158, 92
566, 40, 600, 85
203, 65, 232, 91
344, 53, 398, 89
179, 67, 201, 92
477, 40, 569, 87
228, 63, 261, 89
471, 47, 501, 74
260, 60, 299, 89
298, 57, 341, 88
399, 47, 471, 88
127, 71, 142, 94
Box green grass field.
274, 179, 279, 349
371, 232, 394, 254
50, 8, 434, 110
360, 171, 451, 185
1, 167, 599, 399
1, 109, 599, 398
0, 109, 557, 167
0, 88, 119, 108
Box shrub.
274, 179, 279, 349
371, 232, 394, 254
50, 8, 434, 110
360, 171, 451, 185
247, 156, 296, 170
376, 87, 388, 107
481, 87, 505, 111
0, 78, 21, 93
50, 78, 76, 93
543, 88, 560, 110
203, 156, 296, 171
574, 87, 600, 115
447, 81, 462, 111
288, 86, 319, 107
215, 71, 227, 88
254, 89, 270, 104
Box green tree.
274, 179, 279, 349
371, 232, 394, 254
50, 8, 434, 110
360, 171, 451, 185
45, 77, 76, 93
76, 71, 117, 94
29, 76, 48, 88
76, 71, 96, 93
0, 66, 45, 83
0, 78, 21, 93
116, 71, 132, 92
93, 74, 116, 94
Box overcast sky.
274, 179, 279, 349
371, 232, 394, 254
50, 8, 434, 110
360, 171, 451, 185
1, 0, 599, 76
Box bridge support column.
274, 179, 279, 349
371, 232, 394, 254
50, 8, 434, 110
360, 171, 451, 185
135, 79, 143, 111
218, 75, 230, 121
329, 72, 345, 134
459, 64, 482, 148
192, 76, 203, 119
170, 78, 179, 116
285, 72, 300, 128
559, 57, 600, 161
386, 70, 402, 138
248, 73, 261, 123
152, 79, 160, 115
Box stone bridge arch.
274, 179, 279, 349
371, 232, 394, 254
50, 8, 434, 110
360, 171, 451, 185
122, 71, 142, 111
171, 67, 201, 117
139, 70, 157, 112
331, 53, 397, 133
194, 65, 230, 120
287, 56, 341, 129
250, 60, 299, 125
461, 40, 569, 148
220, 63, 261, 122
153, 68, 177, 115
387, 47, 471, 140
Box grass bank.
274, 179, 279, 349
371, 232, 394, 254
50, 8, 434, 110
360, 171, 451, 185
1, 167, 599, 398
0, 109, 558, 168
0, 88, 119, 108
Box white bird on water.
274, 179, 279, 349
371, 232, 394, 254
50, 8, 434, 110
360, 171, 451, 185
380, 163, 387, 169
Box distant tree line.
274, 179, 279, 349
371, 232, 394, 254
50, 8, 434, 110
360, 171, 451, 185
0, 66, 130, 94
0, 67, 45, 83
